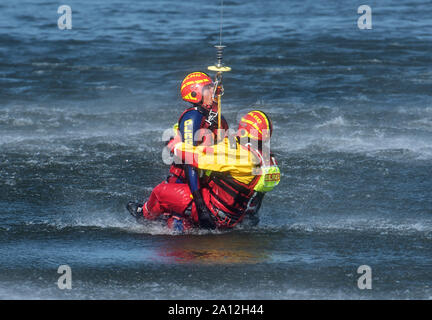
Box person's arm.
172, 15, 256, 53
178, 110, 215, 229
178, 111, 201, 189
173, 140, 258, 175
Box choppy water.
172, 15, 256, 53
0, 0, 431, 299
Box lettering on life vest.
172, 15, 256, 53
254, 165, 281, 193
264, 172, 280, 182
184, 119, 193, 145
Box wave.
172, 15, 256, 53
273, 131, 432, 160
0, 278, 392, 300
2, 210, 226, 237
268, 108, 432, 160
314, 116, 349, 128
3, 210, 431, 239
256, 217, 432, 239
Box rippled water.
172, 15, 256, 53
0, 0, 431, 299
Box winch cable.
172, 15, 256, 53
208, 0, 231, 135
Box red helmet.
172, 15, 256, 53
180, 72, 213, 104
238, 110, 273, 142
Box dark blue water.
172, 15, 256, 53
0, 0, 431, 299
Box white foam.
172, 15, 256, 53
39, 209, 224, 236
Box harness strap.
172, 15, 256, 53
209, 189, 244, 215
208, 198, 241, 224
210, 172, 252, 196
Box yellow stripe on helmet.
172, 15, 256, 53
181, 78, 211, 91
241, 117, 263, 134
254, 111, 270, 131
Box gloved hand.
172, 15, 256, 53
198, 206, 216, 230
192, 190, 216, 230
215, 84, 224, 97
248, 213, 260, 227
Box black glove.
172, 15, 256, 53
248, 212, 260, 227
192, 190, 216, 230
245, 192, 264, 227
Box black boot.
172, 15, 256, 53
126, 201, 145, 223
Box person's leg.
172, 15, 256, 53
143, 182, 193, 220
166, 215, 194, 232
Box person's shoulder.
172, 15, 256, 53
179, 108, 203, 125
183, 108, 201, 117
237, 143, 261, 164
179, 106, 199, 118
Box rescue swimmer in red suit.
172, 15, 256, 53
128, 109, 281, 231
127, 72, 228, 229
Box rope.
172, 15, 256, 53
219, 0, 224, 46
